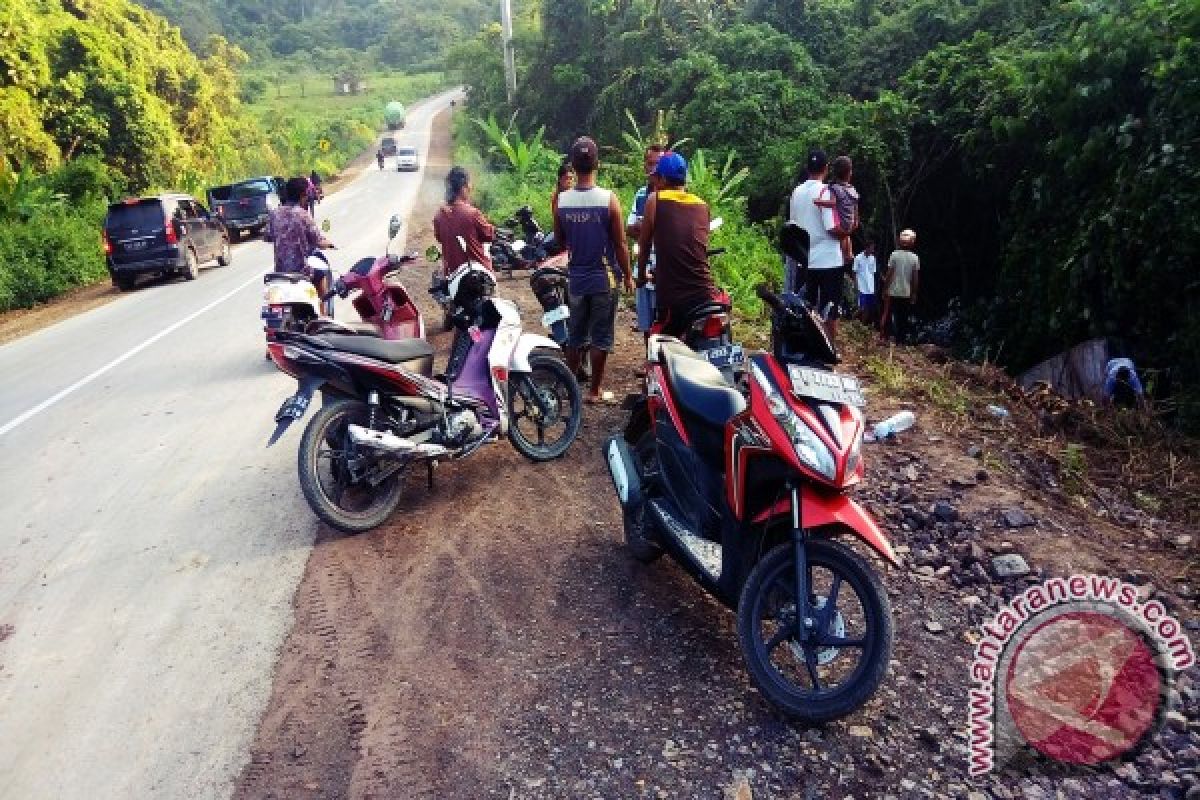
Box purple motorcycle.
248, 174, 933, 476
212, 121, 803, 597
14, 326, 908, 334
266, 262, 582, 533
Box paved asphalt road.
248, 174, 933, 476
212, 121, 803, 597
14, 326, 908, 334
0, 90, 461, 800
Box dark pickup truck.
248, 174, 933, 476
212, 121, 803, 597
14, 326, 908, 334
206, 177, 282, 241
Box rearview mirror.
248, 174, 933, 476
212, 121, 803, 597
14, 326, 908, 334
425, 245, 441, 263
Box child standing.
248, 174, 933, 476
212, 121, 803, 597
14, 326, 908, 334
852, 241, 878, 323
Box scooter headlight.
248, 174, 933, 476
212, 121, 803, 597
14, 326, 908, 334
751, 363, 837, 481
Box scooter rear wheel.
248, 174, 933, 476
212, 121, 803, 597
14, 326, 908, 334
298, 397, 406, 534
736, 537, 892, 723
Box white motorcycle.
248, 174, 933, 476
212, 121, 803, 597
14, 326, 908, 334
261, 251, 334, 356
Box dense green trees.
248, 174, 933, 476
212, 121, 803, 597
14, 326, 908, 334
452, 0, 1200, 419
134, 0, 496, 70
1, 0, 260, 188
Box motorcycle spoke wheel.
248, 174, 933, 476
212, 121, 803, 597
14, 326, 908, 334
507, 354, 581, 462
298, 398, 407, 534
736, 538, 893, 723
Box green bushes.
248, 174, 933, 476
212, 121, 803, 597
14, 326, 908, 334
0, 158, 119, 311
0, 206, 108, 310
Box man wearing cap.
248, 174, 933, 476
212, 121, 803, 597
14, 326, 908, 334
788, 149, 844, 339
636, 152, 717, 337
881, 229, 920, 344
553, 136, 633, 404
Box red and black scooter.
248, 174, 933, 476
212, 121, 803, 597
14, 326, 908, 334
605, 284, 896, 723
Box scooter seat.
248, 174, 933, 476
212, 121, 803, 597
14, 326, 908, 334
318, 334, 434, 365
335, 322, 380, 336
263, 272, 309, 284
647, 334, 705, 365
664, 351, 746, 429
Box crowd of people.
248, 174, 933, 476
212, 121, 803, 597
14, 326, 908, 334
268, 137, 1148, 414
426, 138, 929, 404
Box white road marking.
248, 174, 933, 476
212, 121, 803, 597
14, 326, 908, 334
0, 270, 266, 438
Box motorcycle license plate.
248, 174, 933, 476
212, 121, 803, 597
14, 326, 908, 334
788, 365, 866, 407
704, 344, 745, 369
542, 305, 570, 327
274, 390, 314, 423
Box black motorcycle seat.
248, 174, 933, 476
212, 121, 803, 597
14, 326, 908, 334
335, 322, 380, 335
664, 352, 746, 428
318, 334, 434, 364
263, 272, 308, 284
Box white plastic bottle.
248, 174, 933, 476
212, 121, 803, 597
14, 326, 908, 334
871, 411, 916, 440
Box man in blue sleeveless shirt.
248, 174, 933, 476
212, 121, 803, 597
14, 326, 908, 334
553, 136, 632, 404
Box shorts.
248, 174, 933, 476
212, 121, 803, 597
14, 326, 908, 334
635, 286, 657, 331
858, 292, 877, 311
567, 289, 618, 352
805, 268, 844, 320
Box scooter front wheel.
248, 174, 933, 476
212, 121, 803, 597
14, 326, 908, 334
736, 537, 893, 723
297, 397, 406, 533
508, 353, 581, 461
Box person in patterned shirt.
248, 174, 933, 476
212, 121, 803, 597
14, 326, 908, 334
265, 177, 335, 296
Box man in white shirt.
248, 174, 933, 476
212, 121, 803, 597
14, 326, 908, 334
852, 241, 877, 323
788, 149, 844, 339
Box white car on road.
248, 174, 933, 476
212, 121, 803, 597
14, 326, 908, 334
396, 146, 419, 172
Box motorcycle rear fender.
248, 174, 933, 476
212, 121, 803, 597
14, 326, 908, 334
265, 279, 320, 308
510, 332, 561, 372
753, 488, 899, 567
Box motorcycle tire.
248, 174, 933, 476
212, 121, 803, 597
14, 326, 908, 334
507, 352, 582, 462
297, 396, 406, 534
736, 537, 893, 724
623, 432, 663, 563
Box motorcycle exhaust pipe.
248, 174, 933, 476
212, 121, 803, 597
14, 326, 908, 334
348, 424, 414, 454
604, 435, 643, 508
347, 425, 451, 459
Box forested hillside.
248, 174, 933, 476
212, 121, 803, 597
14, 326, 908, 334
135, 0, 496, 71
453, 0, 1200, 423
1, 0, 257, 188
0, 0, 451, 311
